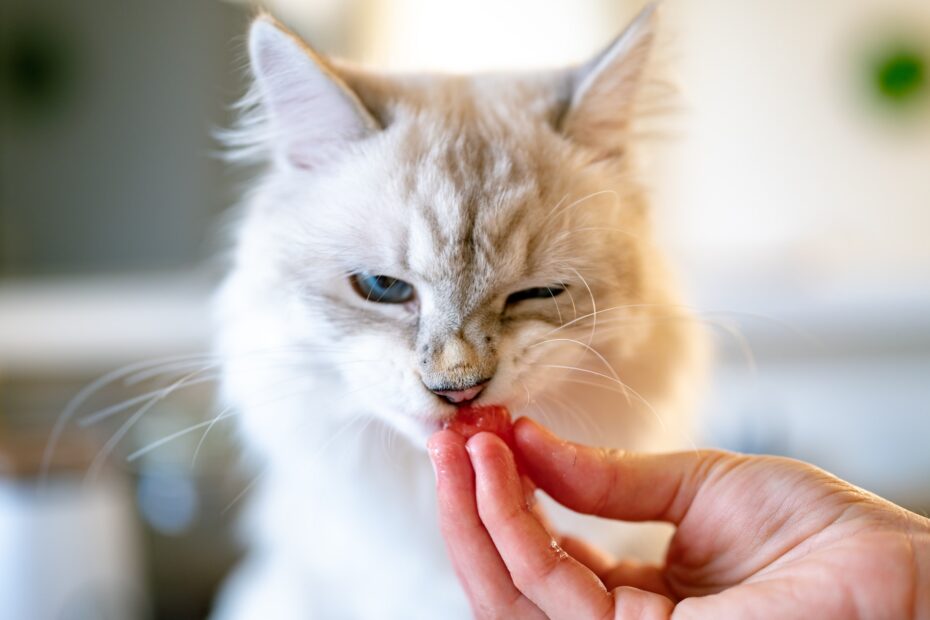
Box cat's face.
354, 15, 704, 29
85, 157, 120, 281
229, 11, 661, 444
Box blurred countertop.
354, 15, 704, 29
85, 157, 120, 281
0, 271, 215, 378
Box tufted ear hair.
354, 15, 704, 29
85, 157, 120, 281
560, 3, 657, 159
248, 16, 380, 170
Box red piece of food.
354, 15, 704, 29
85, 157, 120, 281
444, 405, 513, 447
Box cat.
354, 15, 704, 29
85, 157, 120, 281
211, 5, 705, 619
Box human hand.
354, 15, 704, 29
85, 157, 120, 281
428, 418, 930, 619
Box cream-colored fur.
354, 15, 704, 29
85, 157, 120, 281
212, 7, 705, 618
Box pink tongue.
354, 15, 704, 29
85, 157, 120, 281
432, 383, 486, 404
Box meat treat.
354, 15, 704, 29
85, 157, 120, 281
443, 405, 513, 447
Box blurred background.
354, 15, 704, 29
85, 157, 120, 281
1, 0, 928, 618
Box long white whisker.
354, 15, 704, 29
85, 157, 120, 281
545, 303, 646, 336
531, 396, 557, 430
545, 391, 606, 440
537, 364, 666, 432
124, 358, 222, 386
78, 375, 220, 427
126, 412, 238, 462
545, 189, 619, 225
546, 286, 564, 326
41, 352, 218, 485
84, 365, 215, 484
222, 412, 376, 515
557, 279, 578, 321
123, 347, 387, 386
565, 225, 638, 240
543, 193, 569, 220
554, 376, 636, 398
528, 338, 630, 406
569, 267, 598, 348
594, 313, 757, 375
517, 379, 533, 410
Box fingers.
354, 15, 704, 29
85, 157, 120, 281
466, 432, 615, 620
428, 431, 544, 619
513, 417, 733, 524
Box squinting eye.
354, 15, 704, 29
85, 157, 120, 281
350, 272, 415, 304
506, 286, 566, 306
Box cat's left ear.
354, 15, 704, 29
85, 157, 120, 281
248, 16, 379, 170
560, 3, 657, 159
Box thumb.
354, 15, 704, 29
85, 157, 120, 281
512, 417, 736, 524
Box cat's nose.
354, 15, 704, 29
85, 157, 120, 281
430, 380, 488, 405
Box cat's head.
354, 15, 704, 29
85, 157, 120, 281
227, 7, 675, 444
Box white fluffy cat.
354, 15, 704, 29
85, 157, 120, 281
212, 6, 705, 618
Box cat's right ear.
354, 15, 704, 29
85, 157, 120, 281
248, 16, 379, 170
560, 4, 657, 161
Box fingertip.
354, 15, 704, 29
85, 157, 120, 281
513, 417, 576, 475
428, 428, 467, 453
428, 430, 469, 474
513, 416, 559, 449
465, 432, 521, 491
464, 430, 510, 457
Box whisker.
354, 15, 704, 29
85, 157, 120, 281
78, 374, 220, 427
543, 193, 569, 221
569, 267, 598, 348
124, 358, 222, 386
123, 346, 388, 386
528, 337, 630, 406
553, 376, 636, 398
126, 412, 238, 462
545, 391, 606, 440
222, 412, 376, 515
41, 352, 220, 485
531, 396, 557, 430
192, 375, 308, 466
546, 286, 564, 326
517, 379, 533, 410
544, 302, 647, 336
536, 363, 667, 432
565, 225, 639, 240
83, 365, 216, 484
544, 189, 619, 225
567, 312, 758, 374
557, 279, 578, 321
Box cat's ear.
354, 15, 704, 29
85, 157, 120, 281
248, 16, 379, 170
560, 3, 657, 159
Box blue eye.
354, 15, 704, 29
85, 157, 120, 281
506, 286, 566, 305
350, 272, 415, 304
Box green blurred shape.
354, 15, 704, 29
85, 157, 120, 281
873, 47, 926, 105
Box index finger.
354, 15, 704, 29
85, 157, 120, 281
428, 430, 546, 619
466, 432, 616, 620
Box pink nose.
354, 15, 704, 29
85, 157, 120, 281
432, 381, 488, 404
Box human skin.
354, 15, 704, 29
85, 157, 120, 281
428, 418, 930, 619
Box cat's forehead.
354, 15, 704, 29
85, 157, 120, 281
386, 119, 558, 291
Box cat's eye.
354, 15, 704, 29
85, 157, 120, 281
506, 286, 566, 306
350, 272, 415, 304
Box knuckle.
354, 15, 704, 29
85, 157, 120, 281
511, 548, 561, 592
